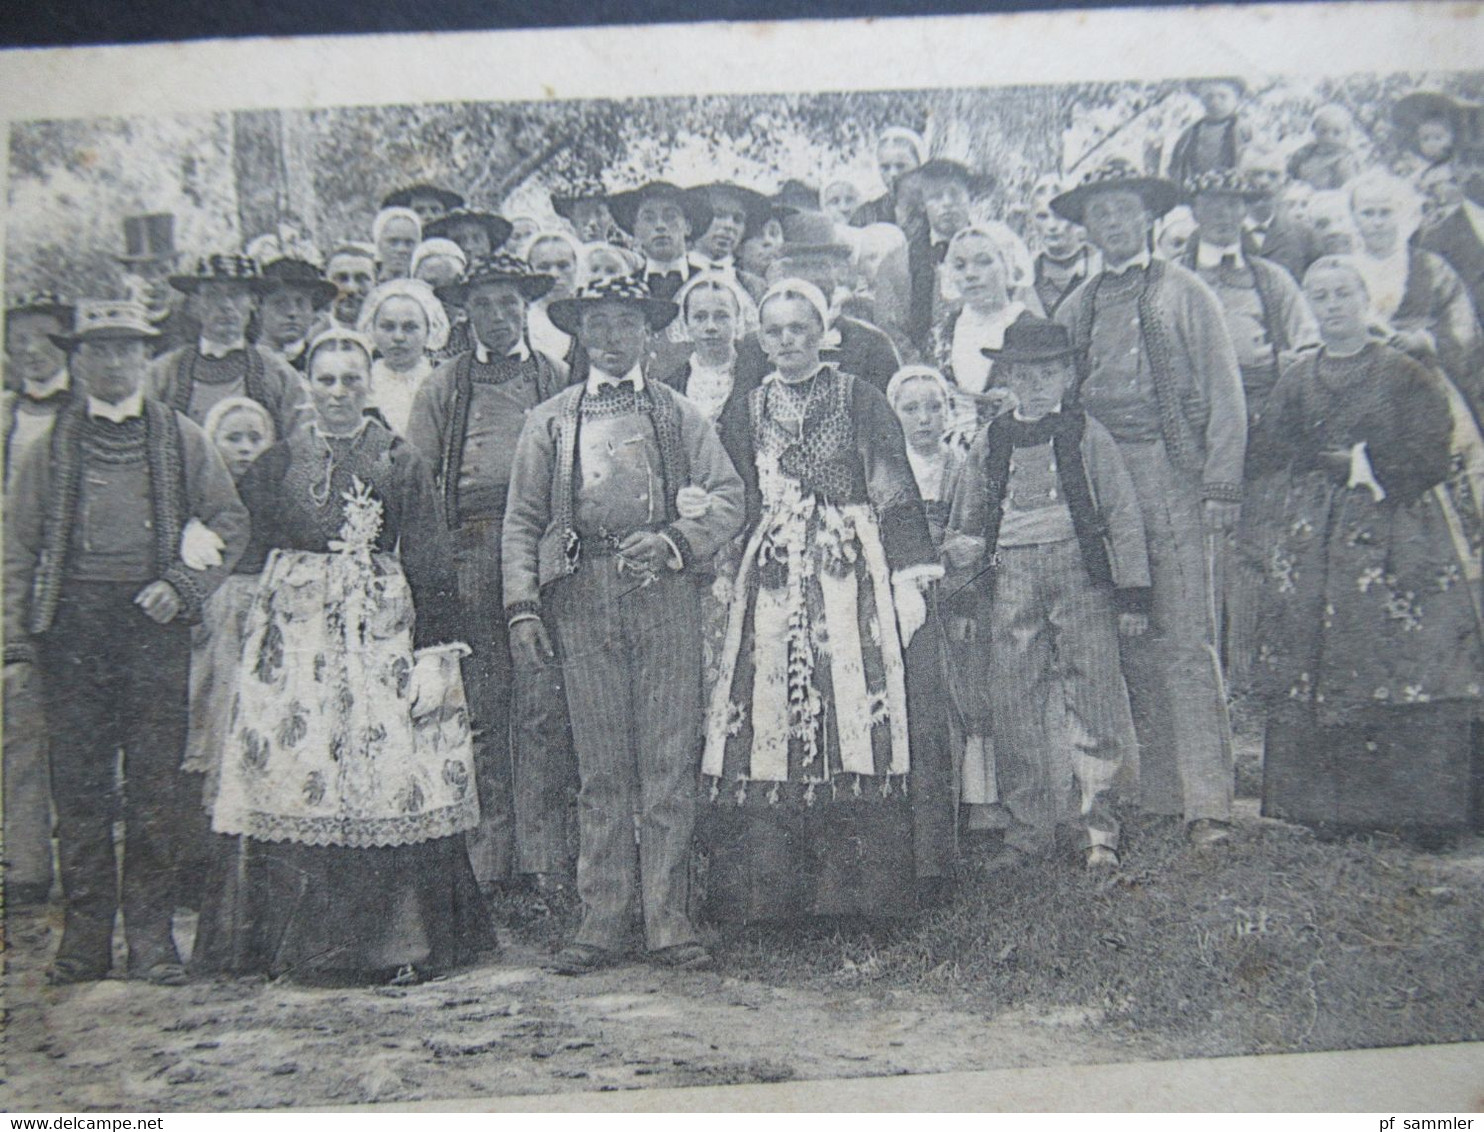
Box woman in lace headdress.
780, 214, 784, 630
930, 224, 1040, 441
356, 278, 450, 435
699, 279, 955, 922
196, 328, 490, 985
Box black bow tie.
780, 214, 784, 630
1221, 253, 1240, 269
1006, 412, 1068, 448
646, 271, 684, 298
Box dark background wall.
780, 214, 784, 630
1, 0, 1279, 51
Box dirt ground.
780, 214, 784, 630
3, 914, 1142, 1109
5, 797, 1483, 1111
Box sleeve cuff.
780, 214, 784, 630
661, 526, 694, 571
1347, 441, 1387, 503
893, 563, 945, 591
505, 599, 542, 629
5, 642, 36, 665
1201, 481, 1243, 504
161, 566, 206, 624
1114, 586, 1153, 615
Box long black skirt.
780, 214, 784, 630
191, 833, 494, 980
1262, 702, 1473, 835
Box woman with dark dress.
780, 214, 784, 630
195, 329, 492, 983
699, 279, 955, 922
1251, 257, 1484, 844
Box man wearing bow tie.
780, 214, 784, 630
2, 292, 75, 908
5, 300, 247, 984
1237, 150, 1319, 285
687, 183, 769, 296
148, 253, 309, 440
605, 182, 714, 302
1051, 161, 1247, 849
503, 277, 743, 975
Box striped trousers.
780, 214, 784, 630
984, 538, 1132, 852
548, 559, 702, 953
1116, 440, 1234, 822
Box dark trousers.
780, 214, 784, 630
549, 561, 702, 952
454, 519, 577, 885
37, 581, 191, 971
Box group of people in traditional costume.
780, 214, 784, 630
6, 80, 1484, 987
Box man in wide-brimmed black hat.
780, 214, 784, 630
899, 157, 995, 351
503, 275, 744, 977
407, 252, 576, 896
2, 290, 74, 909
252, 256, 338, 372
552, 190, 618, 246
944, 311, 1149, 870
1051, 157, 1247, 849
686, 182, 770, 289
1167, 77, 1253, 187
5, 298, 247, 986
148, 253, 309, 442
115, 212, 197, 356
381, 182, 466, 225
605, 181, 713, 301
424, 208, 515, 266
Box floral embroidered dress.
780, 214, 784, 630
1250, 343, 1484, 834
700, 365, 951, 921
195, 419, 491, 979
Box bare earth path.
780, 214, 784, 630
3, 921, 1140, 1110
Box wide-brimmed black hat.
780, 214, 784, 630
605, 181, 713, 239
116, 213, 177, 264
776, 210, 854, 260
1392, 91, 1468, 137
1051, 158, 1179, 225
381, 183, 466, 213
7, 290, 74, 325
688, 182, 773, 233
169, 253, 262, 294
424, 208, 515, 251
981, 311, 1082, 364
772, 180, 819, 213
434, 252, 554, 306
546, 275, 678, 336
551, 189, 611, 222
910, 158, 994, 196
1182, 168, 1267, 204
254, 257, 338, 309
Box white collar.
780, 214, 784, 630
474, 337, 531, 364
373, 356, 433, 381
688, 251, 735, 272
587, 364, 645, 393
1196, 240, 1245, 270
1103, 248, 1152, 275
23, 366, 70, 399
645, 256, 690, 276
957, 300, 1024, 334
87, 389, 144, 422
199, 335, 248, 359
1012, 403, 1062, 422
277, 338, 307, 361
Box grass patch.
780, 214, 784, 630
505, 811, 1484, 1059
